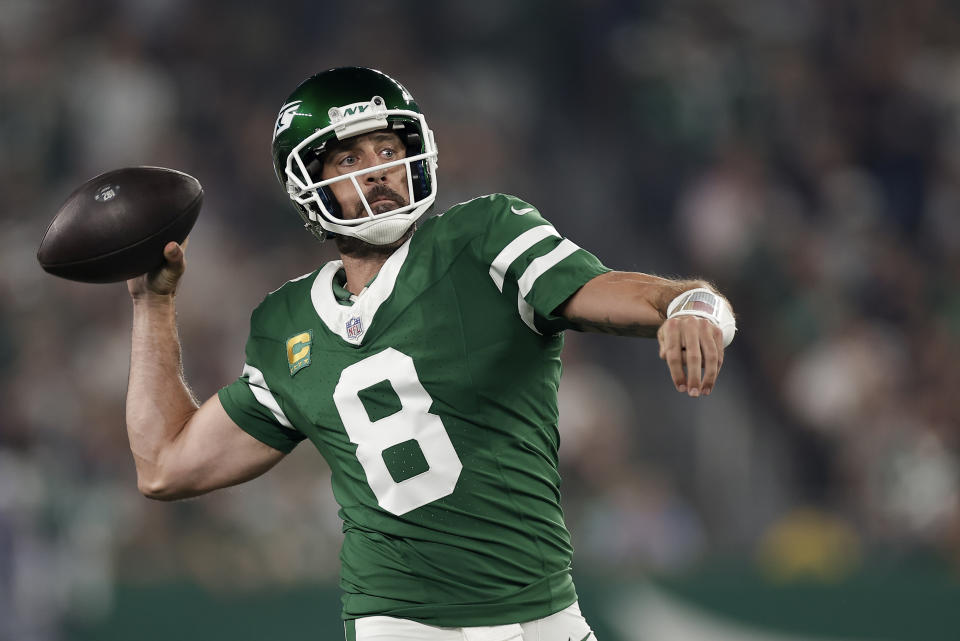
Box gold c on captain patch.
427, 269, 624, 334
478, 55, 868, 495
286, 330, 313, 376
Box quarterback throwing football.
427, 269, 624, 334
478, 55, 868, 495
125, 67, 735, 641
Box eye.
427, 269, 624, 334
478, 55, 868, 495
338, 154, 358, 167
380, 148, 397, 160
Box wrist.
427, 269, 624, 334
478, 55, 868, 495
131, 291, 177, 308
667, 287, 736, 347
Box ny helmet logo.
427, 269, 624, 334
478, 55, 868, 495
274, 100, 311, 140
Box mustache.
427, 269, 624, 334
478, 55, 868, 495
356, 185, 408, 216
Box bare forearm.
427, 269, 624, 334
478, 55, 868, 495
126, 296, 198, 488
559, 271, 712, 336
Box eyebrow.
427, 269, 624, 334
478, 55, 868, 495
326, 132, 402, 157
367, 132, 402, 144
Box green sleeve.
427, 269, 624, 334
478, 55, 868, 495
218, 380, 304, 454
452, 194, 611, 332
217, 303, 306, 453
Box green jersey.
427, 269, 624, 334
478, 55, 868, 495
218, 194, 610, 627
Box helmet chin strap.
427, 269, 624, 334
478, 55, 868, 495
299, 158, 436, 245
333, 215, 416, 246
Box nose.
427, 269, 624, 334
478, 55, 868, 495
364, 164, 389, 184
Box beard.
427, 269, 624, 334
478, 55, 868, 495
333, 185, 413, 257
334, 225, 416, 257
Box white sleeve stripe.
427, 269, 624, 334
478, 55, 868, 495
488, 225, 560, 292
513, 239, 580, 336
517, 239, 580, 298
517, 293, 540, 335
242, 363, 294, 430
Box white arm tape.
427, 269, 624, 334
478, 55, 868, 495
667, 287, 736, 347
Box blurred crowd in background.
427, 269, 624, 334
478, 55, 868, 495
1, 0, 959, 638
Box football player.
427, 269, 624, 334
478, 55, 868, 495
125, 67, 735, 641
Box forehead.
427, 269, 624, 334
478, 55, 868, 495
326, 131, 402, 154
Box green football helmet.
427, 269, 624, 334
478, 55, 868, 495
271, 67, 438, 245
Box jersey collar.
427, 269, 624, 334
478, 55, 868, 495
310, 238, 412, 345
331, 268, 371, 306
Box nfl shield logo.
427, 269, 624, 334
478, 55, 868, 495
346, 316, 363, 340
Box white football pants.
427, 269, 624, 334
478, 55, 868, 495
346, 601, 596, 641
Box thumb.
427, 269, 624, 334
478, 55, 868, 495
161, 241, 185, 275
127, 239, 190, 298
164, 238, 187, 263
152, 240, 188, 293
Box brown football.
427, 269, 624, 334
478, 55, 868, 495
37, 166, 203, 283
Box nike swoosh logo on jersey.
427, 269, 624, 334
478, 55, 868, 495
510, 206, 535, 215
567, 633, 592, 641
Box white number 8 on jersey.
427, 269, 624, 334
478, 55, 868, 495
334, 348, 463, 515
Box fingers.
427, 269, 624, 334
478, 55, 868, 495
658, 317, 726, 398
699, 325, 723, 395
658, 320, 687, 393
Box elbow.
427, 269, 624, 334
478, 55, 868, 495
137, 471, 191, 501
137, 476, 176, 501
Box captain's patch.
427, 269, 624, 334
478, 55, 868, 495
286, 330, 313, 376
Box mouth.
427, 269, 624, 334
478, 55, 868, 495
367, 198, 403, 215
356, 187, 408, 218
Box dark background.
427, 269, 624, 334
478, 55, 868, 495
2, 1, 959, 639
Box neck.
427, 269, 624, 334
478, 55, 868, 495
340, 252, 393, 295
334, 227, 415, 295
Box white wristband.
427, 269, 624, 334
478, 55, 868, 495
667, 287, 736, 347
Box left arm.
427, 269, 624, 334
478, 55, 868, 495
555, 271, 734, 397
